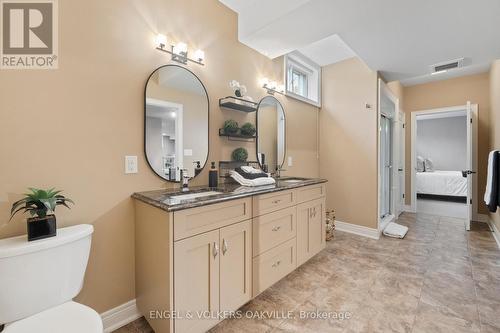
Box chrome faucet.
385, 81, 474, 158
179, 168, 189, 190
274, 166, 287, 179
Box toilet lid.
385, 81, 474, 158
4, 301, 103, 333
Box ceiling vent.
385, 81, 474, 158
430, 58, 464, 75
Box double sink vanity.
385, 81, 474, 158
133, 178, 327, 333
135, 64, 328, 333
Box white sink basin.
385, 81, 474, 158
169, 191, 221, 201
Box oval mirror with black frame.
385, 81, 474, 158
256, 96, 286, 174
144, 65, 209, 182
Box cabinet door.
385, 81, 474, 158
174, 230, 220, 333
297, 198, 326, 266
220, 220, 252, 312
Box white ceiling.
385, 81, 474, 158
220, 0, 500, 85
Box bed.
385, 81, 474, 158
416, 170, 467, 203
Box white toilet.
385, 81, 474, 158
0, 224, 103, 332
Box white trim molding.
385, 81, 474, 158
101, 299, 141, 333
488, 219, 500, 249
335, 220, 380, 240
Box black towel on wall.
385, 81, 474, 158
488, 151, 499, 213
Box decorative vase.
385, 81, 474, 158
27, 215, 57, 241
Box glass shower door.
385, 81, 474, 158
380, 115, 392, 218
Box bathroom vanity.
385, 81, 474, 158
133, 178, 327, 333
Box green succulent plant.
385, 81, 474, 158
240, 122, 256, 136
223, 119, 239, 134
232, 148, 249, 162
10, 188, 74, 221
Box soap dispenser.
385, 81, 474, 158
208, 162, 218, 188
193, 161, 202, 176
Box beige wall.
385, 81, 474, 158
320, 57, 379, 229
401, 73, 491, 214
490, 60, 500, 230
0, 0, 319, 313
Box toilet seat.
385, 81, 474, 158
4, 301, 103, 333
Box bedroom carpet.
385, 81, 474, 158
114, 213, 500, 333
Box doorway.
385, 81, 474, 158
410, 104, 478, 230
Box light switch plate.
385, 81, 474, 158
125, 156, 138, 174
288, 156, 293, 167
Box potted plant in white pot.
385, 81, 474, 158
10, 188, 74, 241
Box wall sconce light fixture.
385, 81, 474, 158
260, 77, 285, 95
155, 34, 205, 66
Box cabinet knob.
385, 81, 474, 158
222, 239, 228, 255
272, 199, 282, 204
213, 242, 219, 258
272, 260, 281, 268
271, 226, 281, 232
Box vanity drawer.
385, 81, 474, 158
252, 206, 296, 257
173, 198, 252, 241
252, 238, 296, 297
253, 190, 296, 217
296, 183, 326, 203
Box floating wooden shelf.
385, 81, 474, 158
219, 96, 258, 113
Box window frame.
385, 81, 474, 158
284, 52, 321, 107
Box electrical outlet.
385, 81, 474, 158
288, 156, 293, 167
125, 156, 138, 174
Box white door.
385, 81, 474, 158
465, 102, 475, 231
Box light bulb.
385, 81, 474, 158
155, 34, 167, 48
193, 49, 205, 62
173, 42, 188, 55
269, 81, 277, 90
260, 78, 269, 87
277, 84, 285, 93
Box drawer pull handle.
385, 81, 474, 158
272, 226, 281, 232
272, 199, 282, 204
222, 239, 228, 255
272, 260, 281, 268
213, 242, 219, 258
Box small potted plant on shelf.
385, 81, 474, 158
240, 122, 256, 137
10, 188, 74, 241
232, 147, 249, 162
223, 119, 239, 135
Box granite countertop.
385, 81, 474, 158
132, 177, 327, 212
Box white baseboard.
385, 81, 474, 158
335, 220, 380, 240
487, 219, 500, 249
101, 299, 141, 333
474, 214, 490, 223
403, 205, 415, 213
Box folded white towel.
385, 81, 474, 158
241, 166, 262, 174
484, 150, 498, 205
383, 222, 408, 239
230, 170, 276, 187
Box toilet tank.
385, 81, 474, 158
0, 224, 94, 324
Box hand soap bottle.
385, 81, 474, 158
208, 162, 218, 188
193, 161, 202, 176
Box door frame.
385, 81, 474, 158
410, 104, 478, 219
377, 79, 401, 232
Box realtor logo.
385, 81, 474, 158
1, 0, 58, 69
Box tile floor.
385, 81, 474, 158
115, 213, 500, 333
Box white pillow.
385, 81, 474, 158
424, 158, 434, 172
417, 156, 425, 172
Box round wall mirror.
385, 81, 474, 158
144, 65, 209, 182
256, 96, 286, 174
